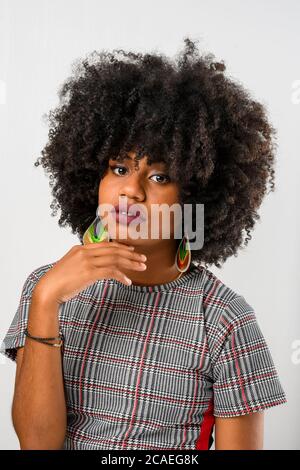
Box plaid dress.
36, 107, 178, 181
0, 261, 287, 450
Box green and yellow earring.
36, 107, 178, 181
175, 231, 191, 273
82, 206, 111, 245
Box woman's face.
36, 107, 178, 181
98, 150, 181, 249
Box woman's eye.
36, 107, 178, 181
109, 165, 170, 184
151, 174, 170, 184
109, 165, 127, 176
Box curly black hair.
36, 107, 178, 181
34, 37, 277, 269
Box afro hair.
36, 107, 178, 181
34, 37, 277, 269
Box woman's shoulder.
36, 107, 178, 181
195, 264, 244, 306
195, 264, 256, 331
21, 261, 57, 294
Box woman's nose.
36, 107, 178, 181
119, 173, 146, 199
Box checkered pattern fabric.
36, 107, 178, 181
0, 261, 287, 450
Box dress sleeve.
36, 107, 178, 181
0, 266, 51, 363
212, 295, 288, 418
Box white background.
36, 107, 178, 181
0, 0, 299, 450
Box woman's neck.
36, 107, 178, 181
121, 239, 184, 286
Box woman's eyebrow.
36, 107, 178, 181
110, 155, 168, 168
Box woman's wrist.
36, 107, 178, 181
27, 290, 61, 338
31, 283, 61, 311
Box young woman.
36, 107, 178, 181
0, 38, 287, 450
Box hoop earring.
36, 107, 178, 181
175, 232, 191, 273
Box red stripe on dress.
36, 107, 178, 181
195, 397, 215, 450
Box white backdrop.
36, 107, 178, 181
0, 0, 299, 450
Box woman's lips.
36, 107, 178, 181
112, 210, 145, 225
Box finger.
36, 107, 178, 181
83, 240, 134, 250
86, 247, 146, 262
90, 255, 147, 271
93, 268, 132, 286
